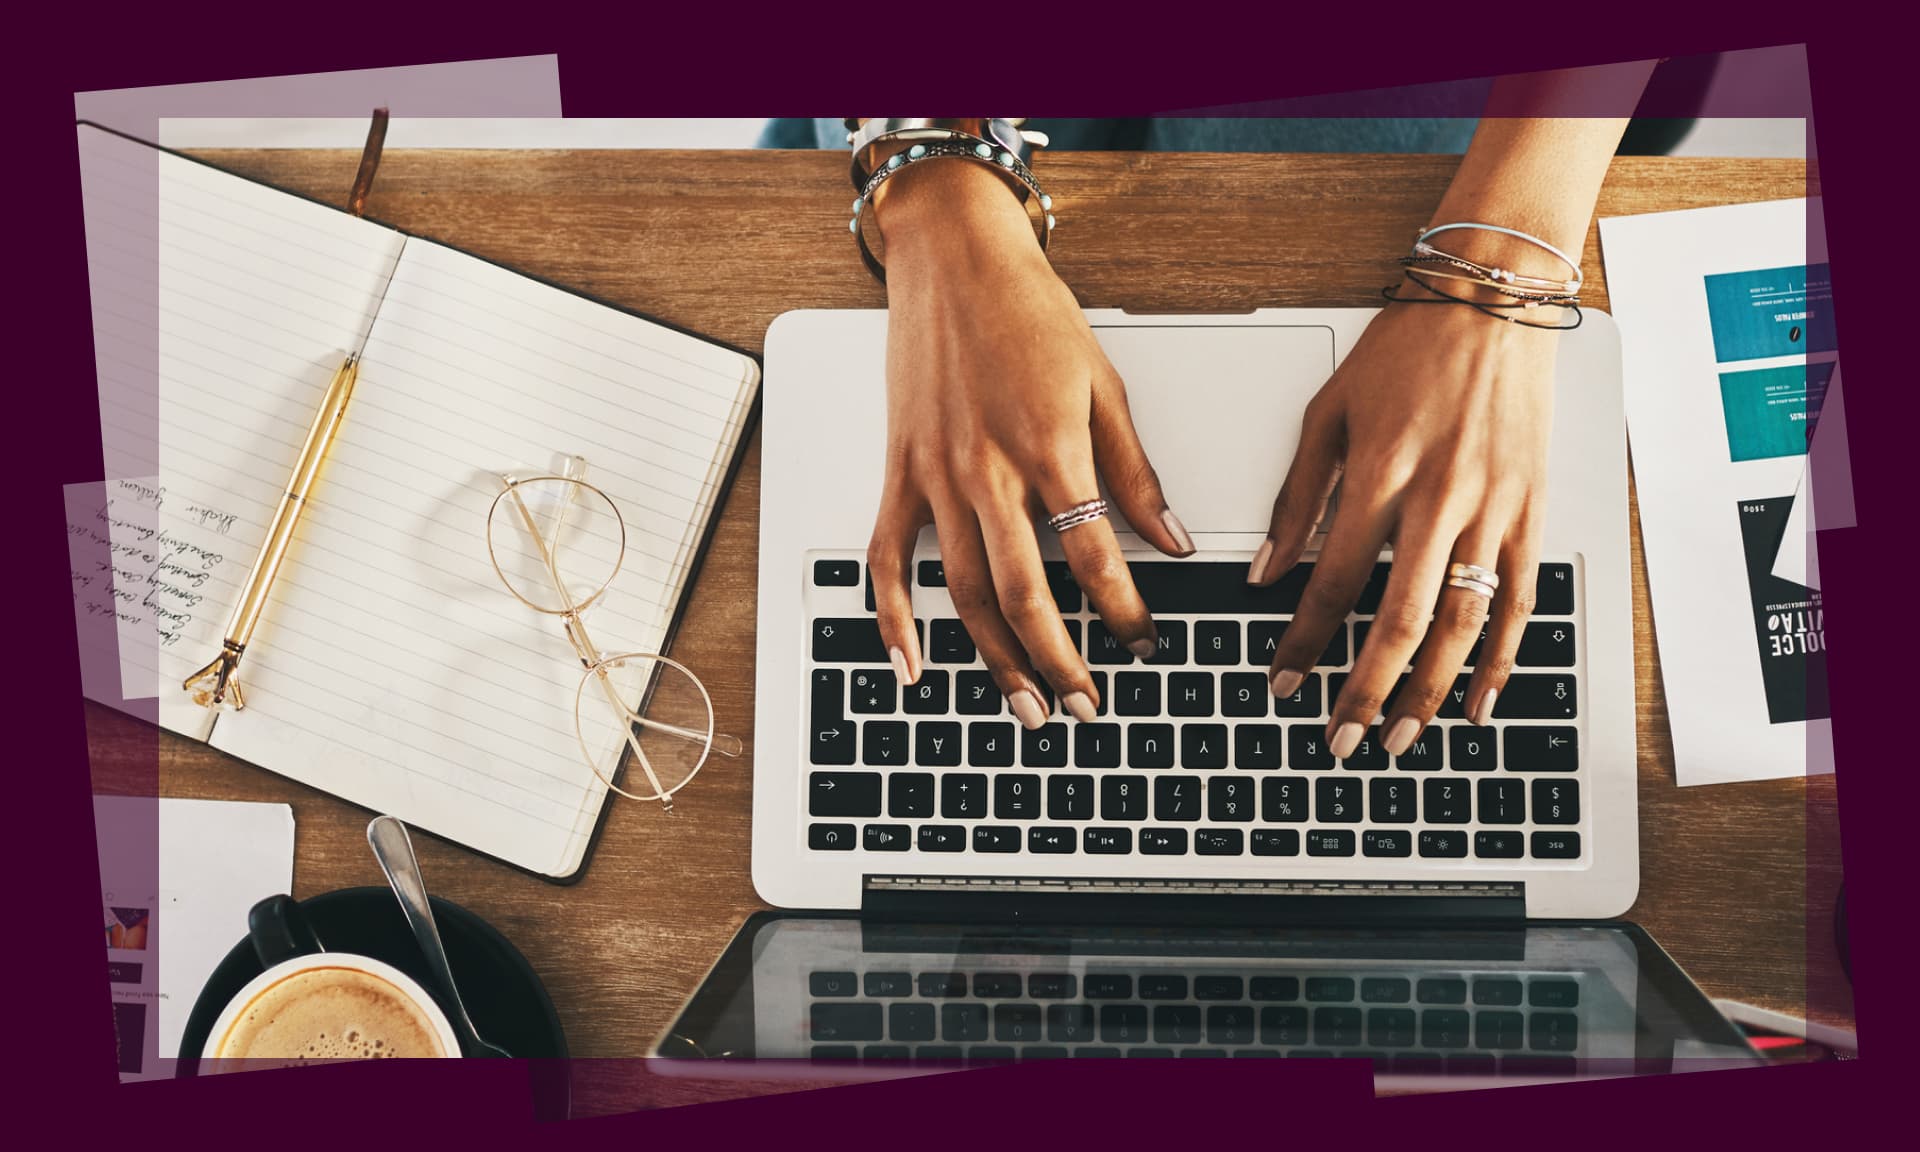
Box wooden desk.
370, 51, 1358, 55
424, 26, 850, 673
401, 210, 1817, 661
84, 149, 1849, 1060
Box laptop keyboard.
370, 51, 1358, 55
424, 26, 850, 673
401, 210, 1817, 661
804, 964, 1583, 1071
804, 553, 1585, 865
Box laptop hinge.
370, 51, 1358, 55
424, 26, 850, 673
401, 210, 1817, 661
861, 876, 1525, 927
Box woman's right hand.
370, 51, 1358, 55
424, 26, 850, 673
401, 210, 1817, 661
867, 159, 1196, 728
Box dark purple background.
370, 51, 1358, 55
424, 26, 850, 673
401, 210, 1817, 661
13, 4, 1904, 1140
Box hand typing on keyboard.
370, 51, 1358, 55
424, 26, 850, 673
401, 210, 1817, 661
863, 159, 1196, 729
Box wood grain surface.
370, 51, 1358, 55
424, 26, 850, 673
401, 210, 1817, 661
82, 148, 1848, 1067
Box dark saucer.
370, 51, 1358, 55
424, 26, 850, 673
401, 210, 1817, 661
181, 887, 567, 1086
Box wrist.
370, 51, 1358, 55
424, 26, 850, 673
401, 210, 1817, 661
874, 159, 1043, 273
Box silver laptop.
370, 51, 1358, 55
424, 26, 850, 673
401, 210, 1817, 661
752, 309, 1636, 920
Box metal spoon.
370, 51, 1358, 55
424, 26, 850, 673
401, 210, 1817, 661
366, 815, 512, 1058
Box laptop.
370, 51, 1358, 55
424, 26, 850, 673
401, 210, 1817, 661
655, 309, 1756, 1081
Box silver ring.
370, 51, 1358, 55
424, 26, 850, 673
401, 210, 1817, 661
1046, 498, 1109, 533
1445, 575, 1498, 600
1446, 561, 1500, 589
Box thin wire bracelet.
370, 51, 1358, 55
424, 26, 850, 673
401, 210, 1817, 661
1382, 269, 1584, 331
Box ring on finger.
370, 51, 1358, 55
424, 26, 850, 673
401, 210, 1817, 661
1446, 561, 1500, 589
1444, 574, 1498, 600
1047, 498, 1109, 533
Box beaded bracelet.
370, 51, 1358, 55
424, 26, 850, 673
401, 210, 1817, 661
1382, 268, 1584, 331
1398, 260, 1581, 305
849, 133, 1055, 283
1413, 222, 1584, 294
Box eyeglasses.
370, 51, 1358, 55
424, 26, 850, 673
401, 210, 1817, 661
485, 457, 740, 812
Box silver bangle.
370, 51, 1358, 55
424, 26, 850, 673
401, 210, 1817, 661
844, 118, 1049, 188
849, 134, 1055, 283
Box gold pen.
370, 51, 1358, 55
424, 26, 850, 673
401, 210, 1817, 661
183, 353, 360, 709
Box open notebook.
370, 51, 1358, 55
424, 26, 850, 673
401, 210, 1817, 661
73, 123, 760, 880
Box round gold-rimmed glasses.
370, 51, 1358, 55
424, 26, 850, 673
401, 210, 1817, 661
484, 462, 741, 812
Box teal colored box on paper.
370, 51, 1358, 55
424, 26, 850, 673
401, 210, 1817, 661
1703, 263, 1834, 362
1718, 361, 1833, 462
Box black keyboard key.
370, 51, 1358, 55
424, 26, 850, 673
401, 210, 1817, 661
1436, 675, 1471, 720
1450, 726, 1498, 771
810, 772, 881, 817
890, 1002, 936, 1041
1534, 563, 1575, 615
1128, 723, 1176, 769
866, 972, 913, 998
974, 973, 1021, 999
1423, 778, 1470, 823
1249, 620, 1346, 669
1289, 726, 1335, 770
806, 821, 852, 848
1252, 829, 1300, 856
970, 722, 1016, 767
1361, 977, 1411, 1004
849, 669, 896, 713
864, 824, 909, 851
862, 722, 909, 767
1195, 620, 1240, 665
1047, 774, 1094, 820
1478, 778, 1526, 824
942, 1003, 988, 1041
1504, 726, 1579, 771
1207, 1005, 1255, 1045
1115, 672, 1160, 716
810, 669, 855, 765
1362, 829, 1411, 857
811, 971, 857, 997
903, 670, 950, 715
1418, 978, 1467, 1005
1494, 674, 1577, 719
916, 560, 946, 587
929, 618, 975, 665
1270, 672, 1324, 718
814, 559, 860, 586
1195, 976, 1244, 1001
1260, 1006, 1309, 1044
1532, 779, 1579, 824
1085, 827, 1132, 854
1221, 673, 1269, 717
1196, 828, 1245, 855
1368, 1008, 1417, 1047
1181, 724, 1229, 769
1153, 1005, 1202, 1044
941, 774, 988, 819
1316, 777, 1361, 822
1167, 672, 1213, 716
1234, 724, 1283, 769
1141, 828, 1188, 854
1101, 776, 1148, 821
1419, 829, 1468, 858
1208, 777, 1256, 822
1126, 562, 1296, 615
918, 824, 964, 852
1370, 778, 1417, 822
1047, 1004, 1096, 1043
1087, 621, 1135, 665
1395, 725, 1443, 770
1475, 1011, 1525, 1050
1313, 1007, 1363, 1047
955, 670, 1000, 714
865, 570, 875, 612
1139, 974, 1188, 999
1307, 829, 1355, 856
1340, 725, 1387, 770
995, 1004, 1044, 1043
972, 826, 1020, 852
1154, 776, 1201, 821
915, 1046, 964, 1062
1518, 620, 1576, 666
1422, 1009, 1470, 1048
814, 618, 887, 663
1146, 622, 1188, 666
1306, 977, 1355, 1002
1029, 974, 1075, 999
1076, 724, 1123, 768
1030, 826, 1076, 853
994, 774, 1042, 819
1100, 1005, 1150, 1044
1262, 778, 1308, 822
1085, 975, 1133, 999
811, 1003, 883, 1041
1531, 831, 1582, 859
1475, 830, 1524, 858
1089, 671, 1109, 716
1530, 980, 1581, 1008
1251, 977, 1299, 1001
915, 722, 962, 767
1022, 723, 1069, 768
1529, 1012, 1580, 1052
1043, 561, 1082, 613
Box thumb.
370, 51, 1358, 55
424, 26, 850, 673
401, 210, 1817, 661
1089, 370, 1194, 557
1253, 392, 1345, 584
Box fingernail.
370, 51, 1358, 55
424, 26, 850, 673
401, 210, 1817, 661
888, 645, 916, 686
1329, 721, 1364, 759
1471, 688, 1497, 726
1162, 509, 1196, 556
1062, 691, 1097, 723
1247, 538, 1274, 585
1383, 716, 1421, 756
1128, 637, 1158, 660
1009, 689, 1048, 731
1270, 668, 1304, 699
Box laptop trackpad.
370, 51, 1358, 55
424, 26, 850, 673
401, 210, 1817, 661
1092, 324, 1337, 535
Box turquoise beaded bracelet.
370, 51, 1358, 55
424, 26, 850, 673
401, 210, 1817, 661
849, 133, 1055, 283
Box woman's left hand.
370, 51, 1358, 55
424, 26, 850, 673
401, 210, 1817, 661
1251, 298, 1558, 759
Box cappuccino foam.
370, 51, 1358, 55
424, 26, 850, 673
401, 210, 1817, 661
215, 966, 446, 1060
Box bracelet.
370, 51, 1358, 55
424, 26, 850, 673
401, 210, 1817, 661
1413, 221, 1584, 294
849, 134, 1055, 283
844, 118, 1047, 189
1382, 268, 1584, 331
1398, 259, 1580, 304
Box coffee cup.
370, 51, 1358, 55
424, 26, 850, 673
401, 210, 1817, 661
200, 895, 460, 1066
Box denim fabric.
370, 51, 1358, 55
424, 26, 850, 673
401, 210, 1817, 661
757, 117, 1479, 154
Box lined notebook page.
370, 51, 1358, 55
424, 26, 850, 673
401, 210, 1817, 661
75, 125, 406, 736
208, 238, 758, 877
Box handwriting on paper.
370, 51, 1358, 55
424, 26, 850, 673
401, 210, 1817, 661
67, 479, 233, 650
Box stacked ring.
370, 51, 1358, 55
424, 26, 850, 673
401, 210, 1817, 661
1047, 499, 1109, 533
1445, 561, 1500, 600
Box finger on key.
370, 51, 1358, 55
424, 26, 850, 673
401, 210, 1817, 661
1463, 504, 1543, 726
1032, 450, 1156, 668
1379, 522, 1502, 755
1089, 368, 1196, 557
1267, 486, 1390, 713
1252, 391, 1346, 585
976, 492, 1100, 724
934, 501, 1052, 730
1333, 507, 1462, 754
867, 486, 930, 686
